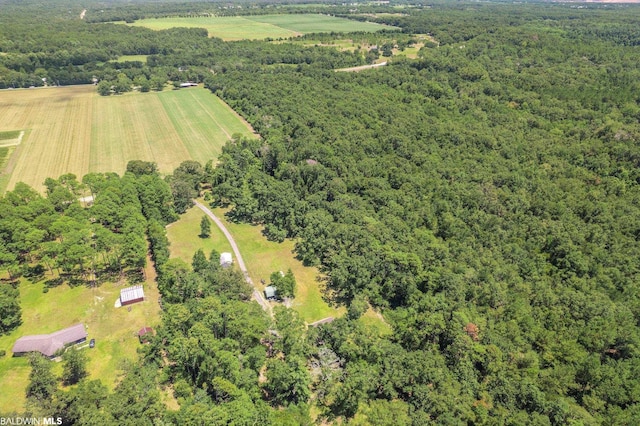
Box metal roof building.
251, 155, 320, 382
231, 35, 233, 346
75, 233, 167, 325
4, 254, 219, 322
264, 286, 278, 300
12, 323, 87, 358
120, 285, 145, 306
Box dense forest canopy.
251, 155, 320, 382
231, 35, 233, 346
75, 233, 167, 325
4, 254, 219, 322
2, 1, 640, 424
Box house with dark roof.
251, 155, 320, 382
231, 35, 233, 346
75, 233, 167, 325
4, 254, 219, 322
12, 323, 87, 358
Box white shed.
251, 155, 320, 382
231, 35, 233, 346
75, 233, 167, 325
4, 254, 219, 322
220, 252, 233, 268
120, 285, 144, 306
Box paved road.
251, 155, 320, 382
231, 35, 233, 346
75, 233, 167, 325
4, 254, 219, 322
194, 201, 273, 317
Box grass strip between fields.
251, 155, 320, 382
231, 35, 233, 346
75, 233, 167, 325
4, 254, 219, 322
0, 130, 20, 140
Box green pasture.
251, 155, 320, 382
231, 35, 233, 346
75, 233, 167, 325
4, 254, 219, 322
112, 54, 149, 63
89, 86, 255, 177
126, 17, 297, 41
158, 88, 257, 161
0, 272, 161, 413
0, 147, 9, 168
126, 14, 395, 41
246, 14, 397, 34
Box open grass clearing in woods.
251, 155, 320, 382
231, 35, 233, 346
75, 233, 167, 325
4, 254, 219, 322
0, 85, 255, 193
166, 205, 233, 263
204, 205, 345, 324
0, 264, 161, 413
166, 203, 344, 323
111, 54, 149, 63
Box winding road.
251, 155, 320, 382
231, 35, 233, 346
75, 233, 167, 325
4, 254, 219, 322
194, 200, 273, 317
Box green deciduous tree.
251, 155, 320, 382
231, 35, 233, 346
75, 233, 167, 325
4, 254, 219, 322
264, 356, 311, 407
270, 269, 296, 299
26, 353, 57, 406
62, 348, 88, 385
0, 284, 21, 334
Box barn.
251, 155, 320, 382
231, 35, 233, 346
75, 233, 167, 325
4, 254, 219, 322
12, 323, 87, 358
120, 285, 145, 306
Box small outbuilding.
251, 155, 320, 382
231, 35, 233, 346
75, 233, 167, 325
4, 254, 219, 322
120, 285, 144, 306
138, 327, 154, 344
264, 286, 278, 300
220, 252, 233, 268
12, 323, 87, 358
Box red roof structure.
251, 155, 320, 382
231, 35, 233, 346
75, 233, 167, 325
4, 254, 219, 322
12, 323, 87, 358
138, 327, 154, 343
138, 327, 154, 337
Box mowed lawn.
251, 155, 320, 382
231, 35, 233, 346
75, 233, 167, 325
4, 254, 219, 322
166, 205, 233, 263
0, 266, 161, 413
126, 14, 395, 41
0, 86, 255, 193
167, 203, 344, 324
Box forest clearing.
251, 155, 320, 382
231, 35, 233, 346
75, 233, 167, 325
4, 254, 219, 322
0, 86, 255, 193
0, 269, 162, 413
125, 14, 395, 40
167, 203, 345, 324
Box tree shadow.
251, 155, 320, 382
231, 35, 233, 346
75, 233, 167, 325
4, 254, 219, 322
44, 277, 64, 289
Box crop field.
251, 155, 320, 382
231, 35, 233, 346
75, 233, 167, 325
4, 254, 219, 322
0, 85, 255, 193
126, 14, 396, 41
0, 265, 161, 413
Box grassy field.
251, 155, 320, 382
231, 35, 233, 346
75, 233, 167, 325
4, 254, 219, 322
167, 204, 344, 324
0, 262, 161, 413
210, 205, 344, 323
126, 17, 297, 41
166, 205, 233, 263
247, 14, 396, 34
112, 54, 149, 63
0, 85, 255, 193
126, 14, 396, 41
0, 130, 21, 140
